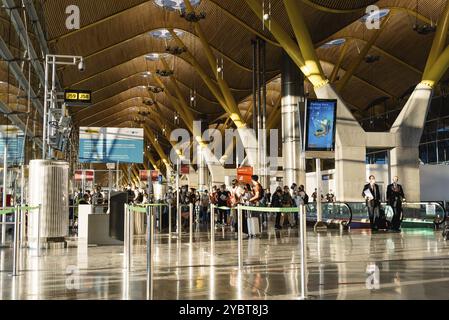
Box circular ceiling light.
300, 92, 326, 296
153, 0, 201, 11
360, 8, 390, 23
148, 28, 184, 40
144, 53, 170, 61
320, 38, 346, 49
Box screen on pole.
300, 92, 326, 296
305, 99, 337, 152
79, 127, 144, 163
0, 126, 25, 166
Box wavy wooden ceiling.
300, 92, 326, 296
1, 0, 446, 158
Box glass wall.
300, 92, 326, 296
419, 96, 449, 164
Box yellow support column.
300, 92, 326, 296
423, 1, 449, 78
283, 0, 327, 87
330, 41, 349, 83
182, 1, 246, 128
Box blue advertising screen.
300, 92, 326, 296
305, 99, 337, 152
79, 127, 144, 164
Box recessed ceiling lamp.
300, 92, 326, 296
148, 28, 184, 40
142, 71, 152, 78
360, 8, 390, 23
153, 0, 201, 11
319, 38, 346, 49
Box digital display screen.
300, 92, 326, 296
79, 127, 144, 164
64, 89, 92, 105
305, 99, 337, 152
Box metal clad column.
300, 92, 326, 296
281, 51, 305, 188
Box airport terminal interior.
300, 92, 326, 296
2, 0, 449, 302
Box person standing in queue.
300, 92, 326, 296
386, 176, 405, 232
217, 184, 231, 227
272, 187, 283, 230
249, 175, 264, 206
363, 175, 382, 231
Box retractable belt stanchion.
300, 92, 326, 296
37, 205, 41, 257
189, 203, 193, 243
299, 204, 308, 299
124, 204, 132, 271
210, 204, 215, 249
12, 205, 20, 277
177, 204, 181, 238
146, 206, 155, 300
237, 205, 243, 270
168, 205, 172, 238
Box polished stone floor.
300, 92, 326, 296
1, 224, 449, 300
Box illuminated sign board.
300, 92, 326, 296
64, 90, 92, 105
79, 127, 144, 164
305, 99, 337, 152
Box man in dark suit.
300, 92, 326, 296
386, 176, 405, 232
362, 175, 382, 231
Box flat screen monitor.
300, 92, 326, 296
305, 99, 337, 152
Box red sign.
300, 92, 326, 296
75, 170, 94, 181
181, 164, 190, 175
237, 167, 253, 184
151, 170, 159, 182
140, 170, 160, 182
139, 170, 149, 182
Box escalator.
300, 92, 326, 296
304, 201, 447, 230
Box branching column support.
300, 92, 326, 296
390, 0, 449, 201
330, 41, 349, 83
336, 16, 391, 92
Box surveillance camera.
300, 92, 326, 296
78, 59, 85, 72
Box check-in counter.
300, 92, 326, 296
78, 205, 123, 246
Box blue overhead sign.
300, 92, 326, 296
0, 126, 25, 166
79, 127, 144, 164
305, 99, 337, 152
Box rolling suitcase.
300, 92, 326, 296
247, 214, 261, 237
376, 208, 390, 230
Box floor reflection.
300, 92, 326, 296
0, 227, 449, 299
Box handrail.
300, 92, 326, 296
401, 201, 447, 226
347, 201, 447, 226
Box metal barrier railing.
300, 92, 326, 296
0, 205, 41, 276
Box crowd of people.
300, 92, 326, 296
69, 174, 405, 234
160, 175, 317, 232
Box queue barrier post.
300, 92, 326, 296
168, 205, 172, 238
146, 205, 155, 300
177, 204, 181, 238
12, 205, 20, 276
299, 204, 308, 299
189, 203, 194, 243
37, 205, 41, 257
237, 205, 243, 270
124, 204, 133, 271
210, 204, 215, 248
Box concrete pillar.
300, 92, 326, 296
390, 83, 433, 201
315, 83, 366, 202
197, 145, 208, 192
281, 51, 305, 188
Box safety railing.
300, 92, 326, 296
0, 204, 41, 276
346, 201, 447, 227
